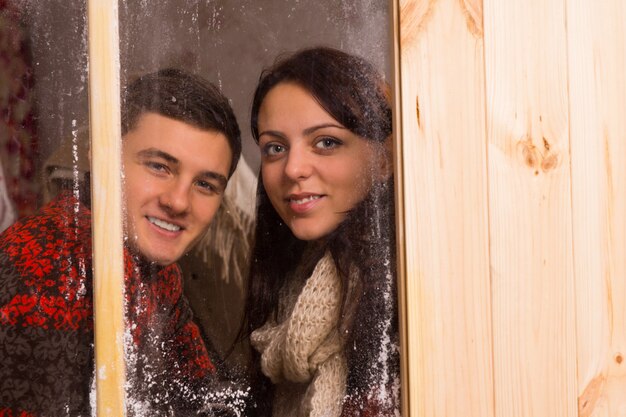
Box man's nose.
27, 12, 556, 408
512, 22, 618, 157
159, 180, 191, 214
283, 147, 313, 181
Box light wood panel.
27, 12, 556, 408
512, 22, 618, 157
567, 1, 626, 416
482, 0, 577, 415
396, 0, 493, 415
87, 1, 126, 415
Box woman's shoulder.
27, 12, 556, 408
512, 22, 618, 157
342, 383, 401, 417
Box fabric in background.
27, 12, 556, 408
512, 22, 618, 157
0, 3, 39, 217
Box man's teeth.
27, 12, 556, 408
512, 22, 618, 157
148, 216, 181, 232
291, 195, 321, 204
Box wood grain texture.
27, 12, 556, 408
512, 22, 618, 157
87, 1, 125, 415
458, 0, 482, 37
483, 0, 577, 415
567, 1, 626, 416
397, 0, 493, 415
399, 0, 437, 46
391, 1, 411, 415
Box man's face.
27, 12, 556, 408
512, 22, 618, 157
122, 112, 232, 265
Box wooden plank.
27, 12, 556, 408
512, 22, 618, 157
87, 0, 126, 415
396, 0, 494, 415
567, 1, 626, 416
391, 1, 410, 415
482, 0, 577, 415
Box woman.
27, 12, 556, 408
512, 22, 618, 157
244, 46, 399, 417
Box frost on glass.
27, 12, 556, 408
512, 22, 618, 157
1, 0, 93, 416
1, 1, 89, 224
118, 0, 398, 415
1, 0, 398, 416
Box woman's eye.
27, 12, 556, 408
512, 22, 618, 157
263, 143, 286, 157
315, 137, 341, 150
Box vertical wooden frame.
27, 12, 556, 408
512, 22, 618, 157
391, 1, 409, 414
394, 0, 494, 416
87, 0, 126, 415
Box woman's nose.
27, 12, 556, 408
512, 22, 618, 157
283, 147, 313, 180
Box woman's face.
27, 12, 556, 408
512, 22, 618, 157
257, 82, 384, 241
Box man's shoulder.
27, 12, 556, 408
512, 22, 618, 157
0, 193, 94, 332
0, 192, 92, 278
1, 192, 91, 242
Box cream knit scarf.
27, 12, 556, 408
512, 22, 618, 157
250, 251, 347, 417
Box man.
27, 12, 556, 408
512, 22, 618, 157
0, 69, 242, 416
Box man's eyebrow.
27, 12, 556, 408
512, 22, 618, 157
137, 148, 228, 189
136, 148, 179, 164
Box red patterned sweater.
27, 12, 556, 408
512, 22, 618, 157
0, 192, 219, 416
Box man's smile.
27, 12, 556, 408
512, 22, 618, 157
147, 216, 182, 232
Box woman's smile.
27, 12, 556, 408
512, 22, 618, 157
258, 82, 382, 241
287, 193, 325, 213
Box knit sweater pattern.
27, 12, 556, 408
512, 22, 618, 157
251, 251, 347, 417
0, 192, 216, 416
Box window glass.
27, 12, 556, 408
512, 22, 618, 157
1, 2, 92, 416
0, 1, 399, 415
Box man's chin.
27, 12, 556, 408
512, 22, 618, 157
126, 241, 179, 267
148, 257, 176, 266
141, 251, 178, 266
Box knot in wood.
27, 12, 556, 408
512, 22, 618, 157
517, 136, 560, 173
519, 137, 538, 168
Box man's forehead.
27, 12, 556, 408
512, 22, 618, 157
123, 113, 227, 145
123, 114, 232, 179
127, 111, 198, 131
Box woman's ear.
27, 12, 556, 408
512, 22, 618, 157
377, 134, 394, 181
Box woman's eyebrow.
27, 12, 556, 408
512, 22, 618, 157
302, 123, 346, 136
258, 130, 286, 140
259, 123, 346, 139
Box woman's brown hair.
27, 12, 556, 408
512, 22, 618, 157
243, 46, 398, 415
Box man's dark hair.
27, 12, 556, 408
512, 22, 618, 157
122, 68, 241, 177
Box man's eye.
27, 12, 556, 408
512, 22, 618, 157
146, 161, 168, 172
263, 143, 286, 157
315, 137, 342, 150
196, 180, 218, 194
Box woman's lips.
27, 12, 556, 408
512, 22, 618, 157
287, 194, 324, 214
